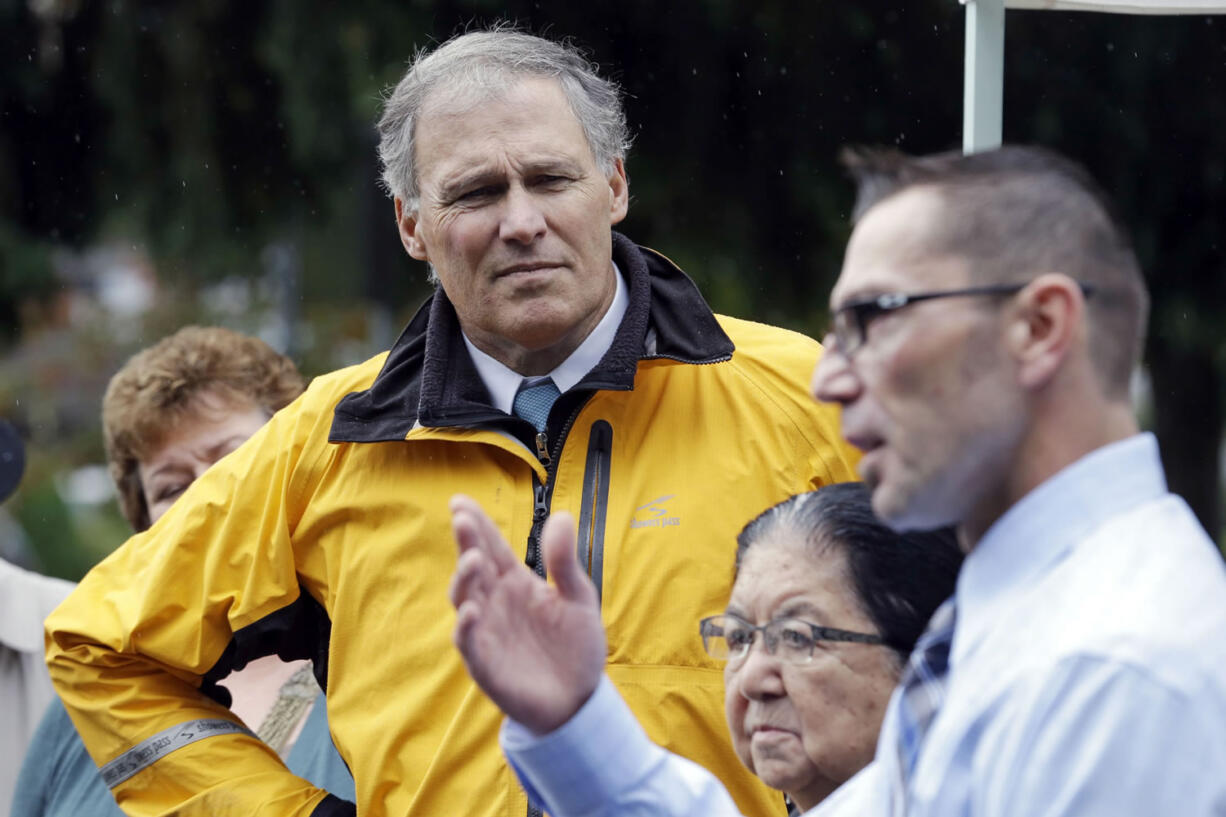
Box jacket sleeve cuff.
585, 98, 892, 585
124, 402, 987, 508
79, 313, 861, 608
500, 675, 661, 816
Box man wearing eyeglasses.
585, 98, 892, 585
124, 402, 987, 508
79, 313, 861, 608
448, 145, 1226, 816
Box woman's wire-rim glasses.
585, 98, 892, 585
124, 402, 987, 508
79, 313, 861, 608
699, 613, 890, 667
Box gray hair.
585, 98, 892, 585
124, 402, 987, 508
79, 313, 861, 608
377, 28, 633, 213
735, 483, 963, 664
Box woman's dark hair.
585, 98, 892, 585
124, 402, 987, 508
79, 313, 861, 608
735, 482, 962, 662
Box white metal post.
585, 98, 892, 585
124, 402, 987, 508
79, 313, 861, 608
963, 0, 1006, 153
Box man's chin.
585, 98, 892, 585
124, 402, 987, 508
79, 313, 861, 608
869, 481, 955, 532
868, 484, 907, 529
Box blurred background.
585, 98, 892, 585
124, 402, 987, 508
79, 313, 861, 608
1, 0, 1223, 578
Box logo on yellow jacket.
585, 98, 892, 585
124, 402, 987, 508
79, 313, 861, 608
631, 495, 681, 529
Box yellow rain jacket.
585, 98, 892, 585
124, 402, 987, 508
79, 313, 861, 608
47, 233, 858, 817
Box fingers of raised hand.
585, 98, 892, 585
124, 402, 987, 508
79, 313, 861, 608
450, 494, 518, 573
452, 597, 497, 681
450, 550, 504, 680
448, 548, 494, 609
540, 512, 595, 605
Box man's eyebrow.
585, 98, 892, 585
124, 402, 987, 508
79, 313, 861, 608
437, 170, 504, 200
436, 157, 584, 201
831, 287, 891, 311
525, 158, 582, 175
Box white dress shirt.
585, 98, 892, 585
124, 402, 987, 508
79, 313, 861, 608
0, 558, 74, 810
501, 433, 1226, 817
462, 263, 628, 414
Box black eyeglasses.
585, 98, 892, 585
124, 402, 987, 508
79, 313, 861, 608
699, 614, 888, 668
825, 282, 1098, 357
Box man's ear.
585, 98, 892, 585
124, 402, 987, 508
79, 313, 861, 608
1007, 273, 1085, 390
395, 197, 429, 261
608, 158, 629, 226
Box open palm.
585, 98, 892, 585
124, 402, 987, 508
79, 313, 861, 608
449, 494, 607, 734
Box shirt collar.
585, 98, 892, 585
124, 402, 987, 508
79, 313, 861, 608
952, 432, 1168, 662
462, 262, 629, 416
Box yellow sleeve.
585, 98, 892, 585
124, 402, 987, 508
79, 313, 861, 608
718, 315, 861, 488
45, 390, 346, 817
803, 346, 861, 488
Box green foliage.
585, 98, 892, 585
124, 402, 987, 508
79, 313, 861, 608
1, 1, 1224, 562
12, 475, 127, 581
0, 224, 52, 344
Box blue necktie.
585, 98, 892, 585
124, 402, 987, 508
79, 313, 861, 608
895, 598, 956, 784
512, 378, 561, 433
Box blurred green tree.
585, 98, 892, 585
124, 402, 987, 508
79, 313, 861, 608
0, 1, 1222, 574
1003, 10, 1226, 539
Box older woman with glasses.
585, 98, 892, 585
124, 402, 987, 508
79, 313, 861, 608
449, 481, 961, 815
699, 483, 961, 812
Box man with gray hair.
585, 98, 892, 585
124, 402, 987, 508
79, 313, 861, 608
46, 29, 857, 817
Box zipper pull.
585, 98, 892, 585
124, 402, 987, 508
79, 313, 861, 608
533, 481, 548, 521
534, 431, 551, 466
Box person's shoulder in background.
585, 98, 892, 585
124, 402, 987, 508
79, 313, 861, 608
12, 696, 125, 817
0, 558, 74, 654
715, 314, 859, 477
287, 691, 356, 803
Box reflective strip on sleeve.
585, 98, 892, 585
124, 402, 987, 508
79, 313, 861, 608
99, 718, 256, 787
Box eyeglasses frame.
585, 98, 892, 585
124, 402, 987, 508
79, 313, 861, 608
826, 281, 1099, 357
698, 613, 889, 667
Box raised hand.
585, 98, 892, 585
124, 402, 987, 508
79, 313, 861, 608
448, 494, 607, 734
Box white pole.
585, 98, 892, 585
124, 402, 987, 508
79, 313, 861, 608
963, 0, 1006, 153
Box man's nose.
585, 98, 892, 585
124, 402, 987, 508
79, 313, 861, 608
811, 338, 861, 405
499, 185, 547, 244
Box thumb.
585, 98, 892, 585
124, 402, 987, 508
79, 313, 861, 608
541, 512, 595, 603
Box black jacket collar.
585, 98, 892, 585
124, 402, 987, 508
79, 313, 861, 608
330, 232, 733, 443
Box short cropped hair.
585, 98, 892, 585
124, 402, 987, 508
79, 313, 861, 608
377, 27, 632, 212
735, 482, 962, 664
841, 145, 1148, 398
102, 326, 304, 532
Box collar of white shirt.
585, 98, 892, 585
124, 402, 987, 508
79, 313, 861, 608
952, 432, 1167, 665
461, 262, 629, 416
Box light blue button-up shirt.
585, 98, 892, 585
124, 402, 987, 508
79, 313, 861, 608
501, 433, 1226, 816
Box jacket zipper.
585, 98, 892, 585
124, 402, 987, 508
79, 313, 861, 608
524, 403, 587, 817
524, 400, 586, 577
